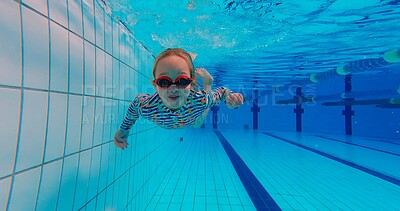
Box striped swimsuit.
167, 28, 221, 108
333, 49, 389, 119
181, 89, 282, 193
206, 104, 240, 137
120, 87, 231, 130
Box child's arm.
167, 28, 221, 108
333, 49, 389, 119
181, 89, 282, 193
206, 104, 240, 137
192, 68, 213, 128
195, 68, 213, 91
206, 87, 244, 109
192, 86, 226, 129
192, 87, 243, 129
114, 95, 143, 150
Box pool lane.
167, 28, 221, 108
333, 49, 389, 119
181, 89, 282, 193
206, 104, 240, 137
220, 130, 400, 209
146, 130, 256, 210
215, 131, 281, 211
264, 132, 400, 186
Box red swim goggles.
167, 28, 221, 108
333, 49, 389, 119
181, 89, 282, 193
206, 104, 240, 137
154, 75, 192, 88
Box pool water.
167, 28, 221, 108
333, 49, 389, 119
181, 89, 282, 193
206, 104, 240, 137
0, 0, 399, 210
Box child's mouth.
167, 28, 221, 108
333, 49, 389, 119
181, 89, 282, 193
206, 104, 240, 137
168, 96, 179, 101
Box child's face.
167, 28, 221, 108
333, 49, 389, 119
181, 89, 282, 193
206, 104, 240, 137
152, 55, 192, 111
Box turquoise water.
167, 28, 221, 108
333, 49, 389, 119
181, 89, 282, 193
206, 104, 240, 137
106, 0, 400, 85
104, 0, 400, 138
0, 0, 399, 210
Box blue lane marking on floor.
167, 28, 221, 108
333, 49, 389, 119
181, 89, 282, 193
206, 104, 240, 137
215, 131, 281, 211
364, 138, 400, 146
264, 132, 400, 187
316, 135, 400, 157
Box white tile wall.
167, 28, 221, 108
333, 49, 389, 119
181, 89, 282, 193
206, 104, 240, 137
0, 0, 21, 86
69, 32, 84, 94
127, 36, 134, 68
81, 96, 95, 150
68, 0, 83, 36
82, 0, 95, 43
0, 0, 165, 210
95, 47, 105, 96
120, 28, 130, 64
45, 93, 68, 162
105, 147, 116, 186
103, 98, 113, 141
84, 41, 96, 95
73, 150, 91, 210
112, 58, 120, 99
120, 63, 128, 100
105, 53, 113, 98
105, 13, 113, 54
134, 43, 139, 71
50, 21, 69, 92
94, 1, 104, 49
96, 191, 106, 210
22, 0, 48, 16
16, 90, 48, 172
112, 18, 120, 58
8, 167, 41, 210
0, 88, 20, 178
93, 98, 105, 145
87, 146, 101, 200
65, 95, 83, 155
36, 160, 62, 211
98, 144, 110, 187
22, 7, 49, 90
49, 0, 68, 28
57, 154, 78, 210
0, 178, 11, 209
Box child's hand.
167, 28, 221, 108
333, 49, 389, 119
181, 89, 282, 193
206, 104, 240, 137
114, 129, 129, 150
225, 93, 244, 109
195, 68, 213, 84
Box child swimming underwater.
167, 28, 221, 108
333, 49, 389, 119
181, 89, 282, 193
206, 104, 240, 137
114, 48, 244, 150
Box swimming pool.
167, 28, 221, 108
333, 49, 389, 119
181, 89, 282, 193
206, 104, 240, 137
0, 0, 399, 210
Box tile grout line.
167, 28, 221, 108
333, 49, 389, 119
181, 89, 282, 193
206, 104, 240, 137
5, 1, 24, 210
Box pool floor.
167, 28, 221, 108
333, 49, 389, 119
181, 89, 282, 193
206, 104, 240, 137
145, 129, 400, 210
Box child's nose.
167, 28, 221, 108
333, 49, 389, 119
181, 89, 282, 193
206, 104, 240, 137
169, 85, 179, 92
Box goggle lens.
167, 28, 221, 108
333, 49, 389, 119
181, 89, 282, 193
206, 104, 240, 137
155, 76, 192, 88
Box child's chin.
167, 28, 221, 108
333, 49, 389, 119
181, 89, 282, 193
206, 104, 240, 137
167, 102, 184, 110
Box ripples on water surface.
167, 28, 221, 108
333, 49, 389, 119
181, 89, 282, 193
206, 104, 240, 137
105, 0, 400, 89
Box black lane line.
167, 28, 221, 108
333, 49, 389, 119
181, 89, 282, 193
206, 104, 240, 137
316, 135, 400, 157
363, 138, 400, 146
215, 131, 281, 211
264, 132, 400, 187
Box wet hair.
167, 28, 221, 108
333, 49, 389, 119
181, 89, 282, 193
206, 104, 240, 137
152, 48, 199, 90
152, 48, 195, 78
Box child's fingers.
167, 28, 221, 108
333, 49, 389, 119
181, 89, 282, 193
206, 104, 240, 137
231, 94, 240, 104
196, 68, 204, 72
237, 94, 244, 104
226, 93, 244, 108
114, 136, 127, 150
118, 143, 124, 150
114, 139, 123, 150
114, 136, 120, 146
116, 141, 124, 150
230, 94, 243, 105
237, 94, 244, 103
227, 101, 238, 109
121, 140, 128, 148
118, 138, 128, 150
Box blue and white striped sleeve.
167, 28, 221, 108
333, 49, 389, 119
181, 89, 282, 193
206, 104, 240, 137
205, 87, 232, 108
119, 95, 144, 131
